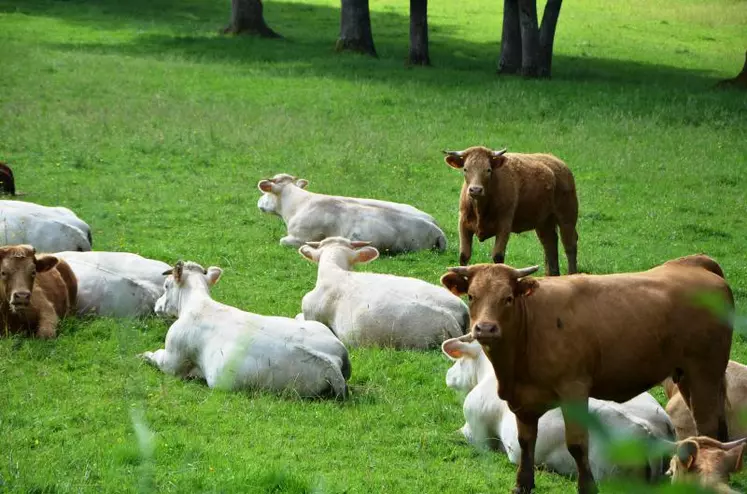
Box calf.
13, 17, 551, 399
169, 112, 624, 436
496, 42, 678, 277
667, 436, 746, 493
443, 336, 675, 480
299, 237, 468, 349
1, 200, 92, 251
54, 251, 170, 317
257, 174, 446, 253
443, 146, 578, 275
440, 254, 733, 493
142, 260, 350, 398
0, 244, 77, 338
664, 360, 747, 441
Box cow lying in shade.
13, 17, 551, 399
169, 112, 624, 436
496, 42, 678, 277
440, 254, 733, 494
0, 244, 76, 338
299, 237, 468, 349
664, 360, 747, 441
54, 251, 170, 318
141, 261, 350, 398
257, 174, 446, 253
0, 200, 92, 252
667, 436, 746, 493
442, 335, 675, 480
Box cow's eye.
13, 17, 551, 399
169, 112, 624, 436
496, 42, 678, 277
505, 295, 514, 304
30, 271, 36, 277
0, 271, 6, 277
487, 168, 492, 174
467, 294, 473, 302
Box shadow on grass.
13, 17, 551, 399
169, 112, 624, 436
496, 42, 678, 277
1, 0, 729, 89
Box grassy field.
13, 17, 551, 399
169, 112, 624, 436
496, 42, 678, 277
1, 0, 746, 491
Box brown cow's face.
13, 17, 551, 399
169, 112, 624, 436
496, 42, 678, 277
440, 263, 538, 341
667, 436, 746, 490
444, 146, 507, 199
0, 245, 58, 313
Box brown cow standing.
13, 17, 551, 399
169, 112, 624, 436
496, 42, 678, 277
440, 254, 733, 494
0, 245, 77, 338
443, 146, 578, 275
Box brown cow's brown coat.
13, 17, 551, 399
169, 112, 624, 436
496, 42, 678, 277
441, 254, 733, 494
444, 146, 578, 275
0, 245, 77, 338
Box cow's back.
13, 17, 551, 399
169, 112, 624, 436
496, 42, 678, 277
34, 259, 76, 318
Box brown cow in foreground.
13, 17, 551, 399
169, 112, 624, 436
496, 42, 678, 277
443, 146, 578, 275
664, 360, 747, 441
667, 436, 746, 493
0, 245, 76, 338
440, 254, 733, 494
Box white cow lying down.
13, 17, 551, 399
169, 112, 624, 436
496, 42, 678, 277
142, 261, 350, 398
0, 200, 92, 252
54, 251, 170, 317
299, 237, 469, 349
442, 336, 675, 481
258, 174, 446, 253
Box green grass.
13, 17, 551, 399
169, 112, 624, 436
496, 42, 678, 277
1, 0, 746, 491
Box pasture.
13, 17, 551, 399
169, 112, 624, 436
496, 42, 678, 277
1, 0, 746, 491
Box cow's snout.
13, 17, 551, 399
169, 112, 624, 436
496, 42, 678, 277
11, 291, 31, 307
468, 186, 484, 197
473, 322, 499, 338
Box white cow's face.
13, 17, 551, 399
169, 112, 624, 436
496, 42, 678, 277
257, 192, 279, 215
256, 174, 309, 216
155, 261, 223, 318
442, 337, 484, 393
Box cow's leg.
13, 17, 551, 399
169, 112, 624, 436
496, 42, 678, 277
459, 221, 474, 266
535, 218, 560, 276
560, 392, 597, 494
558, 221, 578, 274
689, 374, 729, 440
513, 415, 539, 494
280, 235, 304, 248
36, 299, 59, 339
140, 349, 190, 377
491, 222, 513, 264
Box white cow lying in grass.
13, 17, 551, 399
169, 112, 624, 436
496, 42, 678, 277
442, 336, 675, 480
0, 200, 92, 252
142, 260, 350, 398
54, 251, 169, 317
299, 237, 469, 349
258, 174, 446, 253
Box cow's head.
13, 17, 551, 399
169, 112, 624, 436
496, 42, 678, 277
666, 436, 746, 491
0, 245, 58, 313
257, 173, 309, 215
442, 334, 485, 393
443, 146, 507, 199
155, 260, 222, 317
440, 263, 539, 341
298, 236, 379, 268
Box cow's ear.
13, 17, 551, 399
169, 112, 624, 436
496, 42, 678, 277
173, 261, 185, 284
444, 155, 465, 169
490, 148, 508, 169
442, 338, 466, 359
515, 277, 539, 297
724, 444, 745, 473
35, 255, 59, 273
258, 180, 274, 193
676, 441, 699, 471
441, 271, 469, 296
206, 267, 222, 286
295, 179, 309, 189
353, 246, 379, 264
299, 245, 320, 263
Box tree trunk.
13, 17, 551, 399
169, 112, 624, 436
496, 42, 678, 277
517, 0, 540, 77
223, 0, 281, 38
716, 51, 747, 90
498, 0, 522, 74
538, 0, 562, 77
337, 0, 377, 56
409, 0, 430, 65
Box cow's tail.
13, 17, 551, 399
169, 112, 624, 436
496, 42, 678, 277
297, 345, 349, 400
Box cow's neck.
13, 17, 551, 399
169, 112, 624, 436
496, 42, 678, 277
175, 280, 213, 316
316, 250, 353, 283
480, 300, 528, 407
477, 352, 497, 383
278, 185, 312, 223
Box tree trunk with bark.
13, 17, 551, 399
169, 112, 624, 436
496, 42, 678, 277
337, 0, 377, 56
409, 0, 430, 65
716, 51, 747, 90
497, 0, 562, 78
223, 0, 281, 38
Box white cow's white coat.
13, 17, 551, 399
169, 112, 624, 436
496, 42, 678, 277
443, 337, 675, 480
54, 251, 170, 317
300, 237, 469, 349
143, 261, 350, 397
257, 174, 446, 253
0, 200, 91, 252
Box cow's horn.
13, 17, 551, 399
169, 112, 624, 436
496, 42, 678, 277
350, 241, 372, 248
513, 265, 540, 278
442, 150, 467, 157
491, 148, 508, 157
161, 269, 173, 276
720, 437, 747, 449
305, 241, 321, 248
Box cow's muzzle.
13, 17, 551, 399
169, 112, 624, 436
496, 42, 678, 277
10, 291, 31, 310
472, 321, 500, 338
468, 186, 485, 197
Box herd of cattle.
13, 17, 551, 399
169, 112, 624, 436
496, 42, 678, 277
1, 147, 744, 493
